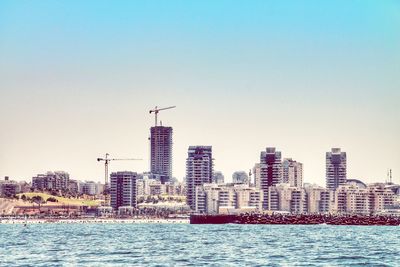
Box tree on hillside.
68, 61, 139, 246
138, 196, 145, 204
47, 197, 58, 203
31, 195, 44, 205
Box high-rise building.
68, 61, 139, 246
282, 158, 303, 189
259, 147, 283, 209
186, 146, 213, 210
150, 126, 173, 184
110, 171, 137, 210
326, 148, 347, 191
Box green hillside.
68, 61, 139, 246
17, 192, 100, 206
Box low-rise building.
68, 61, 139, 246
335, 184, 370, 214
368, 183, 396, 214
195, 183, 263, 214
0, 177, 21, 197
79, 181, 104, 196
304, 183, 332, 214
334, 183, 396, 215
268, 184, 307, 214
32, 171, 70, 191
149, 180, 166, 195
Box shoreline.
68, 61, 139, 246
0, 218, 190, 224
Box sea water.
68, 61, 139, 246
0, 224, 399, 266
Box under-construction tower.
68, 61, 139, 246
149, 106, 175, 184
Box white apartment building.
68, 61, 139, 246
334, 183, 396, 215
186, 146, 213, 210
282, 158, 303, 189
79, 181, 104, 196
304, 183, 332, 214
195, 183, 263, 214
268, 184, 307, 214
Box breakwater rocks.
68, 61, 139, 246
190, 214, 400, 226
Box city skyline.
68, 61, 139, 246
1, 1, 399, 185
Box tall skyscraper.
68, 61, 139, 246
282, 158, 303, 189
326, 148, 347, 191
110, 171, 137, 210
259, 147, 283, 209
186, 146, 213, 210
150, 126, 173, 184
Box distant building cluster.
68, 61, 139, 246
3, 120, 399, 218
136, 173, 185, 197
187, 146, 400, 216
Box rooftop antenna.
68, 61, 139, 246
390, 169, 392, 184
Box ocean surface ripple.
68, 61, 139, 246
0, 224, 399, 266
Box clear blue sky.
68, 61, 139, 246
0, 0, 399, 184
